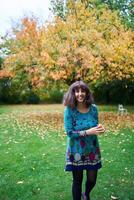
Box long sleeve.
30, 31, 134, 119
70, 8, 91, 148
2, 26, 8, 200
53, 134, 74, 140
64, 106, 82, 139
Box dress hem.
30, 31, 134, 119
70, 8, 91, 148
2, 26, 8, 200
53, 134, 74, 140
65, 162, 102, 171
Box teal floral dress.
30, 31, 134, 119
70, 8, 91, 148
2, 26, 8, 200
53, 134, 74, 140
64, 104, 102, 171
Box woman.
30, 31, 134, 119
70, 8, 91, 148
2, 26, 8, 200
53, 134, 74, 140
63, 81, 105, 200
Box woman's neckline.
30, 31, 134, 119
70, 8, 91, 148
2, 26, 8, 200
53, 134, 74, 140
76, 105, 92, 114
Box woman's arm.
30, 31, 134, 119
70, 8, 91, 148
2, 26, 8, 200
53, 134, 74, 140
64, 107, 87, 138
86, 125, 105, 136
64, 106, 105, 138
86, 105, 105, 136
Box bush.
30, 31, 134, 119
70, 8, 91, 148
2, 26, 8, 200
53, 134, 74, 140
27, 92, 40, 104
94, 80, 134, 105
48, 89, 64, 103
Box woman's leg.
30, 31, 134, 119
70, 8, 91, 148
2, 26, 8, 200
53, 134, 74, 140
72, 170, 83, 200
85, 169, 98, 200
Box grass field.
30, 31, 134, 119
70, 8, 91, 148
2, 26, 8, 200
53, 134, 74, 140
0, 104, 134, 200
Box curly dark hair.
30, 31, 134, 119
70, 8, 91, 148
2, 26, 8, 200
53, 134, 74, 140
63, 81, 94, 108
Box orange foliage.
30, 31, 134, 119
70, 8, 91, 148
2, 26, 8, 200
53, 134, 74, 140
0, 70, 14, 79
1, 2, 134, 87
17, 111, 134, 134
44, 2, 134, 84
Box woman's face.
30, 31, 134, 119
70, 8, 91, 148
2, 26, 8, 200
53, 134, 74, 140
75, 88, 86, 103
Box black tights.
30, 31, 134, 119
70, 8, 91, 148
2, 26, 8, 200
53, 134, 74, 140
72, 170, 98, 200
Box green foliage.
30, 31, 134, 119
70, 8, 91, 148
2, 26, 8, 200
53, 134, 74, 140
99, 0, 134, 29
27, 92, 40, 104
50, 0, 66, 19
39, 87, 64, 103
49, 89, 64, 103
0, 76, 40, 104
0, 57, 4, 68
93, 79, 134, 104
73, 0, 134, 29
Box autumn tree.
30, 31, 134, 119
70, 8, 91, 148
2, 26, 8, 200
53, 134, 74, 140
2, 3, 134, 86
1, 1, 134, 103
46, 2, 134, 86
0, 18, 43, 103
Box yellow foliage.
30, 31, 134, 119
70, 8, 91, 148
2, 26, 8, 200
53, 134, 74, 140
1, 1, 134, 86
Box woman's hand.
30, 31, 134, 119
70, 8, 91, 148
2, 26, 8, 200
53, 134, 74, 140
86, 124, 105, 136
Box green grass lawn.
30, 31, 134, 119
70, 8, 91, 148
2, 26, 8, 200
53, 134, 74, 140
0, 105, 134, 200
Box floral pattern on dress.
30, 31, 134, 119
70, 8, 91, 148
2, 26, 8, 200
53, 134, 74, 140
64, 104, 102, 171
